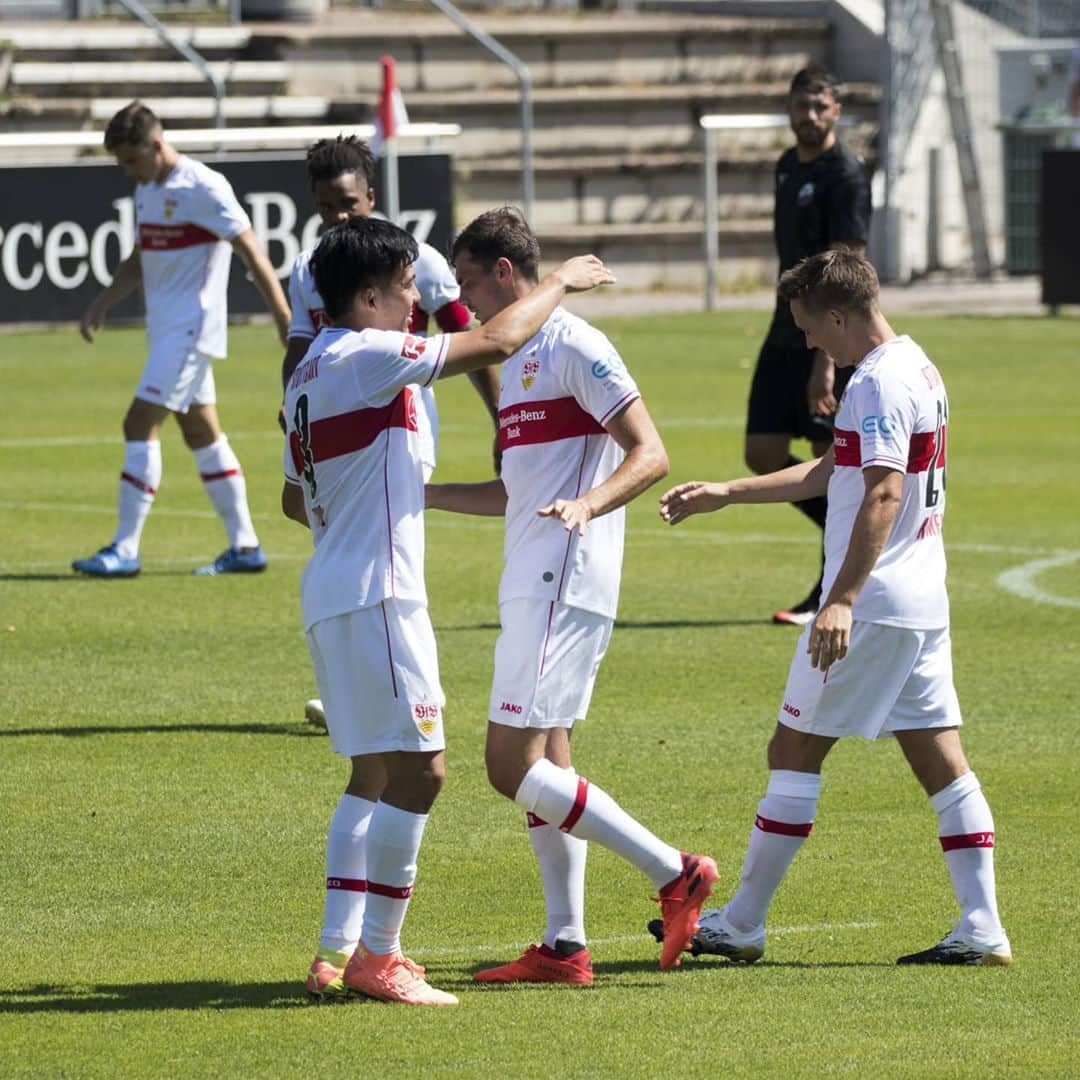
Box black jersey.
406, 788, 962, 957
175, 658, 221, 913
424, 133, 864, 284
766, 140, 871, 347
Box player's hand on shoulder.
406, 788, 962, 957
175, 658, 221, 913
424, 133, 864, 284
538, 497, 591, 536
551, 255, 616, 293
658, 481, 730, 524
807, 602, 852, 672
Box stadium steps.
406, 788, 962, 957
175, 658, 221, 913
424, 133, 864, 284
10, 61, 292, 99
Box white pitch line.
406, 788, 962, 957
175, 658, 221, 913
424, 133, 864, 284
408, 921, 880, 960
997, 552, 1080, 610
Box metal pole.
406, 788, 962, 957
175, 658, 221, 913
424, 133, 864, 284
879, 0, 893, 281
113, 0, 227, 130
703, 125, 717, 311
427, 0, 534, 223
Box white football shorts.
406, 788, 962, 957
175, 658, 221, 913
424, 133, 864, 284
136, 348, 216, 413
306, 599, 446, 757
778, 621, 961, 741
488, 598, 613, 729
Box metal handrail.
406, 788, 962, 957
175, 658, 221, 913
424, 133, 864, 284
111, 0, 227, 130
426, 0, 534, 223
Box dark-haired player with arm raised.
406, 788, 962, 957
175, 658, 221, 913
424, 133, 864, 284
655, 250, 1010, 969
284, 216, 612, 1006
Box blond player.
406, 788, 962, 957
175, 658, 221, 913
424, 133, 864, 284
656, 250, 1010, 967
74, 101, 290, 578
283, 216, 613, 1006
426, 208, 718, 984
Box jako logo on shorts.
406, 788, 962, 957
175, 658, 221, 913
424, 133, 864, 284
500, 701, 523, 715
783, 702, 801, 718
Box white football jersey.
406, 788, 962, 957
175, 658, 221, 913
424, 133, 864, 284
286, 239, 462, 472
826, 335, 950, 629
135, 155, 251, 363
497, 308, 640, 619
282, 325, 449, 631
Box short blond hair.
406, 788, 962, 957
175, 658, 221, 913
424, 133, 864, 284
778, 248, 879, 317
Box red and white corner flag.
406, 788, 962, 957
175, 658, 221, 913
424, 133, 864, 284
371, 54, 408, 157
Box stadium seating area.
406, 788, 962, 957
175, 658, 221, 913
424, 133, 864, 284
0, 8, 879, 286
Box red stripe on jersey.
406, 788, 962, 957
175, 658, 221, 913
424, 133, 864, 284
200, 468, 240, 483
138, 222, 219, 250
366, 880, 414, 900
308, 387, 418, 464
121, 471, 157, 496
833, 428, 861, 467
498, 396, 605, 452
754, 814, 814, 837
326, 876, 367, 892
526, 812, 548, 828
907, 431, 936, 473
940, 831, 994, 852
559, 777, 589, 833
408, 303, 427, 335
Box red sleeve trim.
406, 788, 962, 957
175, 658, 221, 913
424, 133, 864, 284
434, 300, 472, 332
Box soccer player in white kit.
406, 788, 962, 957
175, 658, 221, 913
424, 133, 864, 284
73, 101, 290, 578
657, 250, 1011, 967
280, 136, 501, 729
282, 216, 614, 1006
425, 209, 719, 983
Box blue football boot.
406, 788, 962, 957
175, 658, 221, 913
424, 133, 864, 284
72, 544, 141, 578
192, 545, 268, 576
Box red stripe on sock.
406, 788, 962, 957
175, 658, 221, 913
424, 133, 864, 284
325, 876, 366, 892
526, 812, 548, 828
558, 777, 589, 833
366, 880, 414, 900
755, 814, 813, 837
121, 471, 157, 495
940, 831, 995, 851
200, 468, 241, 483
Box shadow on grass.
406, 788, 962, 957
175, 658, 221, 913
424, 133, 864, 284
0, 723, 322, 739
0, 981, 313, 1013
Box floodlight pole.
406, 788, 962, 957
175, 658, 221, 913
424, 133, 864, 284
427, 0, 534, 223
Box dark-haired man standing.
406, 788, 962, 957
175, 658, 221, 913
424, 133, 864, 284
747, 66, 873, 624
283, 215, 613, 1006
658, 249, 1010, 968
73, 101, 290, 578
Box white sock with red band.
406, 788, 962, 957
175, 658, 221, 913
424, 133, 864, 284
191, 435, 258, 549
361, 802, 428, 957
318, 794, 375, 959
514, 758, 681, 890
527, 804, 588, 949
726, 769, 820, 933
931, 771, 1003, 939
113, 440, 161, 559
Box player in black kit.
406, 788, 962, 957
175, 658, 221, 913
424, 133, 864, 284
745, 65, 872, 625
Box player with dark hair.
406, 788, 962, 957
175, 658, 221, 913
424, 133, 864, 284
654, 249, 1011, 968
73, 101, 291, 578
747, 65, 873, 625
282, 215, 613, 1005
422, 207, 718, 984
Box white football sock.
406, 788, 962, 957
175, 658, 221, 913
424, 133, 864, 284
361, 802, 428, 957
726, 770, 820, 933
527, 806, 588, 949
112, 440, 161, 559
931, 772, 1003, 939
318, 794, 375, 957
514, 758, 681, 890
191, 435, 258, 549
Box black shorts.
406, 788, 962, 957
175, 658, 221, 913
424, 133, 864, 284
746, 341, 852, 444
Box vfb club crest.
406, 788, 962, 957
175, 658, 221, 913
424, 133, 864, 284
522, 357, 540, 390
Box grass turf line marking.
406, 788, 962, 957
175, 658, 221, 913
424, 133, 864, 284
996, 552, 1080, 610
409, 921, 880, 959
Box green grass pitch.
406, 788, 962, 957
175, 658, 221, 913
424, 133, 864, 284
1, 311, 1077, 1078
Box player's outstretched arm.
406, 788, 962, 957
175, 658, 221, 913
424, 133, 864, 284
232, 230, 291, 346
79, 250, 142, 343
439, 256, 614, 380
425, 479, 507, 517
539, 398, 668, 536
660, 449, 834, 525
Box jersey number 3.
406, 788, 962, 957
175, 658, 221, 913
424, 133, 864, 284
292, 393, 318, 499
